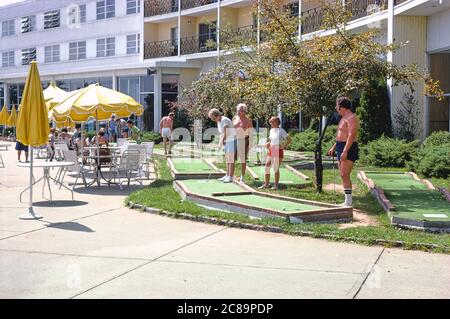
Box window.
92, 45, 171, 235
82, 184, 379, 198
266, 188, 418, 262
199, 22, 217, 52
68, 4, 86, 25
21, 15, 36, 33
21, 48, 36, 65
97, 37, 115, 57
45, 45, 60, 63
2, 51, 14, 67
2, 20, 15, 36
126, 34, 140, 54
0, 86, 4, 107
126, 0, 140, 14
97, 0, 115, 20
44, 10, 60, 29
69, 41, 86, 60
171, 27, 178, 47
9, 83, 25, 105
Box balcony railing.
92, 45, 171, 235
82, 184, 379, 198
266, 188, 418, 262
144, 40, 178, 59
347, 0, 388, 20
181, 35, 217, 55
301, 6, 325, 34
221, 25, 257, 45
181, 0, 218, 11
144, 0, 179, 17
394, 0, 408, 4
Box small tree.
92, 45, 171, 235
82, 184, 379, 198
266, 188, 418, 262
357, 78, 392, 144
394, 92, 422, 141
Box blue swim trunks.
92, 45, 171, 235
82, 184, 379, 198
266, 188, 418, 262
335, 141, 359, 162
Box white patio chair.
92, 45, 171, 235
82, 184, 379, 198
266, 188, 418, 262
0, 152, 4, 168
60, 150, 90, 190
117, 138, 127, 147
141, 142, 154, 178
110, 150, 143, 189
54, 143, 69, 161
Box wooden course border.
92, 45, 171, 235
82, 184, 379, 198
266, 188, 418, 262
358, 171, 450, 232
167, 157, 226, 180
174, 179, 352, 224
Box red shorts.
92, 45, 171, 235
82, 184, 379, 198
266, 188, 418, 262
268, 146, 284, 159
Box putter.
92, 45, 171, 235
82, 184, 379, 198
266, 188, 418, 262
332, 153, 337, 204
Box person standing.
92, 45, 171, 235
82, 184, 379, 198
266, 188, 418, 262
208, 108, 236, 183
15, 140, 29, 162
327, 96, 360, 207
127, 120, 141, 142
109, 115, 117, 143
232, 103, 253, 183
259, 116, 291, 190
159, 112, 175, 155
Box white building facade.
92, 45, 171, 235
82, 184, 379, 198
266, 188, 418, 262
1, 0, 449, 136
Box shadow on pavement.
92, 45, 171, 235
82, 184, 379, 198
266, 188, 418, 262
44, 221, 95, 233
32, 200, 89, 207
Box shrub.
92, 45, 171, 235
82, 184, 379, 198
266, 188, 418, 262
360, 136, 419, 167
140, 131, 162, 144
411, 144, 450, 178
422, 131, 450, 148
288, 125, 336, 155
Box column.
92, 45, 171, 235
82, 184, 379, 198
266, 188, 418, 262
112, 70, 117, 90
216, 0, 221, 61
387, 0, 394, 120
153, 68, 162, 132
178, 0, 181, 56
4, 83, 9, 107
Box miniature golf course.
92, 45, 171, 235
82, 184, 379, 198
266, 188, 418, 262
167, 154, 352, 223
247, 164, 311, 187
361, 172, 450, 231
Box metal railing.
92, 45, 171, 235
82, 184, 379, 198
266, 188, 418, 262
181, 0, 218, 11
221, 25, 257, 45
301, 6, 325, 34
347, 0, 388, 20
181, 35, 217, 55
144, 40, 178, 59
394, 0, 408, 5
144, 0, 178, 17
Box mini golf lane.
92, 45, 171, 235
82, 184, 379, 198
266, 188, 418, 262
361, 172, 450, 231
168, 157, 225, 180
174, 179, 352, 223
247, 165, 311, 187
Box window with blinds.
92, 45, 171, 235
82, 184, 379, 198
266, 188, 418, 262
2, 20, 15, 36
44, 10, 60, 29
45, 45, 60, 63
21, 48, 36, 65
97, 37, 115, 57
21, 15, 36, 33
69, 41, 86, 60
2, 51, 15, 67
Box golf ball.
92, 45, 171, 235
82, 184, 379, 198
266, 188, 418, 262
282, 207, 286, 211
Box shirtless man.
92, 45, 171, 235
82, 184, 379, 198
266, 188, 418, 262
159, 112, 175, 155
327, 97, 359, 207
232, 103, 253, 183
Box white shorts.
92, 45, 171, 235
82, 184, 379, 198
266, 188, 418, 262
161, 128, 172, 139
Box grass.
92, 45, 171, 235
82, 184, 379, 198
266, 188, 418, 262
127, 155, 450, 254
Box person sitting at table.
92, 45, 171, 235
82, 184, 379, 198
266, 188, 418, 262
58, 128, 72, 148
127, 120, 141, 142
91, 129, 109, 146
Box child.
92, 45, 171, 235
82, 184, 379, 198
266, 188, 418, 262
259, 116, 291, 190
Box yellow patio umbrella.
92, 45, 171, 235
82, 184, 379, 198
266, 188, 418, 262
51, 83, 143, 123
43, 81, 69, 111
0, 105, 9, 126
16, 61, 49, 220
55, 117, 75, 129
7, 105, 18, 127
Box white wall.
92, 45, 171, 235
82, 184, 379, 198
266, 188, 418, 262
428, 8, 450, 53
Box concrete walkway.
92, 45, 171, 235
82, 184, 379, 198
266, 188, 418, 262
0, 147, 449, 299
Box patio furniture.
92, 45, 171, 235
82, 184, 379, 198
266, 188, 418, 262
60, 150, 90, 190
117, 138, 127, 147
125, 144, 147, 177
141, 142, 154, 178
54, 143, 69, 161
110, 150, 143, 189
18, 161, 75, 202
0, 152, 4, 168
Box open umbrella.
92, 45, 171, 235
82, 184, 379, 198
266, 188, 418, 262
16, 61, 49, 220
43, 81, 69, 111
51, 83, 143, 123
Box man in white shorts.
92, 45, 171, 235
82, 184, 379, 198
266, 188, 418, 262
159, 112, 175, 155
208, 108, 236, 183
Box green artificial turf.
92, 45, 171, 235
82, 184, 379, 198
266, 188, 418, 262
365, 172, 450, 222
180, 179, 320, 213
248, 165, 311, 186
171, 158, 219, 173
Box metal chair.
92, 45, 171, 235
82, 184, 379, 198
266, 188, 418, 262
141, 142, 154, 178
60, 150, 90, 190
110, 150, 143, 189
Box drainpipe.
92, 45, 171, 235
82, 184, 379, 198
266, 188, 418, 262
387, 0, 394, 123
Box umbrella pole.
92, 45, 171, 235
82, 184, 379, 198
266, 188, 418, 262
20, 147, 42, 220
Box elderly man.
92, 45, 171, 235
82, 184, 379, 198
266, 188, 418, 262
232, 103, 253, 183
327, 97, 360, 207
208, 108, 236, 183
159, 112, 175, 155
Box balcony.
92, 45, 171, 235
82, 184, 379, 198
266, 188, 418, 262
144, 0, 179, 17
181, 0, 218, 11
221, 25, 257, 45
180, 35, 217, 55
144, 40, 178, 59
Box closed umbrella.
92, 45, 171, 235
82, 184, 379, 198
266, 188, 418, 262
0, 105, 9, 137
7, 106, 17, 127
16, 61, 49, 220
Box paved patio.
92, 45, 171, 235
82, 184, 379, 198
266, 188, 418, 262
0, 147, 449, 299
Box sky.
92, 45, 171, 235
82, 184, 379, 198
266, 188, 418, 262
0, 0, 26, 7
